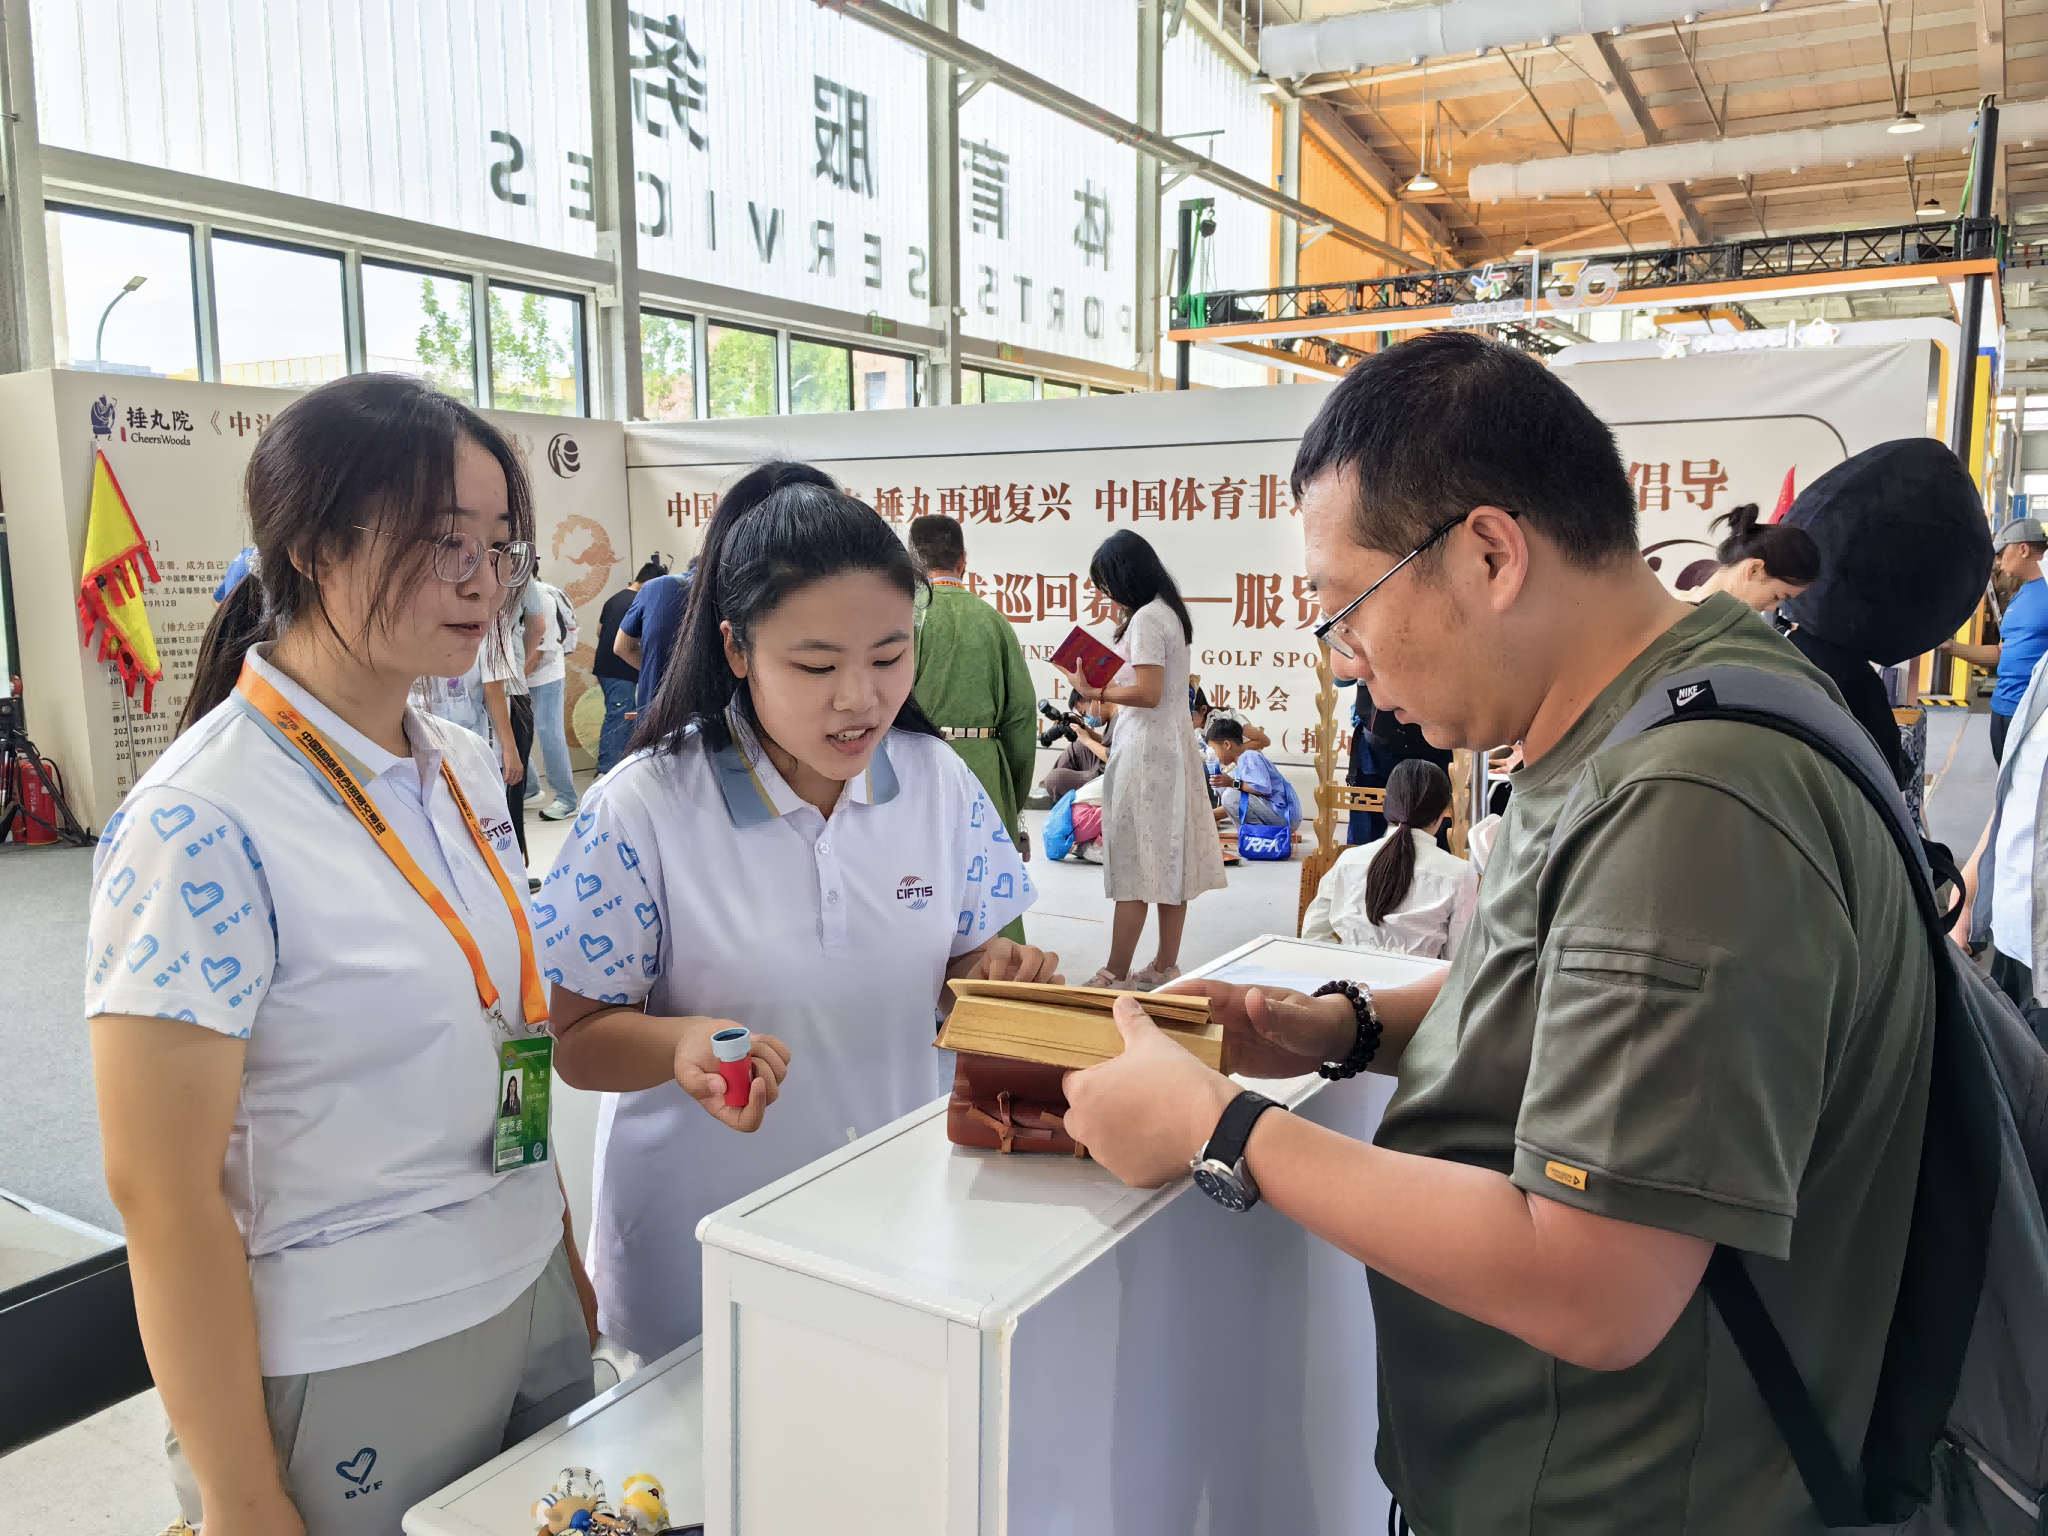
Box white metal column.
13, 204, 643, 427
1277, 93, 1302, 384
0, 0, 55, 372
588, 0, 644, 421
192, 223, 222, 383
925, 0, 962, 406
1136, 0, 1163, 391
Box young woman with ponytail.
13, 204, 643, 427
541, 460, 1059, 1361
1698, 502, 1820, 614
1301, 758, 1467, 958
87, 375, 597, 1536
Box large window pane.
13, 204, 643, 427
960, 368, 983, 403
981, 369, 1033, 404
363, 263, 476, 404
46, 208, 199, 378
1041, 379, 1081, 399
709, 323, 776, 418
489, 284, 585, 416
212, 236, 347, 388
852, 350, 914, 412
791, 338, 851, 414
641, 311, 696, 421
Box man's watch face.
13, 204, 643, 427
1192, 1157, 1254, 1211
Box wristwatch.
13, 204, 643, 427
1189, 1089, 1282, 1211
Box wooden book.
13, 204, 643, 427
937, 980, 1227, 1073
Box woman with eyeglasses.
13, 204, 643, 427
84, 375, 595, 1536
1058, 530, 1228, 988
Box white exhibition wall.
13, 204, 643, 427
0, 336, 1947, 834
1559, 338, 1941, 593
0, 368, 627, 829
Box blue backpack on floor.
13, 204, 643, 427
1041, 790, 1078, 863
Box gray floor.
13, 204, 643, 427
0, 843, 114, 1232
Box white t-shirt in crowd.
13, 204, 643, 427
1302, 826, 1472, 959
528, 581, 569, 689
539, 714, 1033, 1358
83, 646, 562, 1376
1993, 705, 2048, 970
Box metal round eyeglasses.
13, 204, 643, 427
1312, 508, 1513, 661
353, 526, 535, 588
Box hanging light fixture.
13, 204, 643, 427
1890, 0, 1925, 133
1918, 193, 1947, 218
1408, 59, 1440, 194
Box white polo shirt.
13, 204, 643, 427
542, 714, 1033, 1359
83, 647, 562, 1377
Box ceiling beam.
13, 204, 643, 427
1298, 97, 1454, 256
1581, 34, 1709, 245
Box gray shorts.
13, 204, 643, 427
170, 1243, 594, 1536
1229, 788, 1288, 826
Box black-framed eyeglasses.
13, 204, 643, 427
353, 526, 535, 588
1313, 508, 1510, 661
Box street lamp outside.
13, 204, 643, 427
93, 275, 148, 372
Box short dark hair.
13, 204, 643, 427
635, 558, 668, 582
907, 514, 966, 572
1291, 330, 1639, 570
1204, 716, 1245, 746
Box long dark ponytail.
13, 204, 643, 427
1088, 529, 1194, 642
631, 460, 943, 756
178, 374, 534, 735
1711, 503, 1821, 586
1364, 758, 1453, 926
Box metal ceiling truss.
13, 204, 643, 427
1173, 215, 1991, 333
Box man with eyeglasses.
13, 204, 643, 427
1063, 331, 1934, 1533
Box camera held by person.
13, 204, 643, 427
1038, 699, 1085, 749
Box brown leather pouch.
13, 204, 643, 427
946, 1053, 1089, 1157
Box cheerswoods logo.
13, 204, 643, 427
897, 875, 934, 910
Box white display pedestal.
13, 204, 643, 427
701, 936, 1436, 1536
405, 935, 1437, 1536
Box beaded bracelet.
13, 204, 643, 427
1314, 979, 1383, 1080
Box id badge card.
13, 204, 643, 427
493, 1036, 553, 1174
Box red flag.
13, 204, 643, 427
1768, 467, 1796, 523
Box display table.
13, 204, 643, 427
406, 935, 1440, 1536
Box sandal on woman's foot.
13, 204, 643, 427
1128, 963, 1181, 991
1083, 967, 1130, 989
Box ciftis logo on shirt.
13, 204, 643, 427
897, 875, 934, 910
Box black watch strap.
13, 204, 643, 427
1202, 1089, 1282, 1167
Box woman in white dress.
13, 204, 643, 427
1302, 759, 1469, 958
1060, 530, 1227, 988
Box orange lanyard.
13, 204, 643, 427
236, 665, 547, 1033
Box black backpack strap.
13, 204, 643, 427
1547, 664, 1978, 1529
1703, 1248, 1863, 1526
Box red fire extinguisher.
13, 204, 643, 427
17, 753, 60, 845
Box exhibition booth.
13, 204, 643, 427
0, 332, 1966, 1534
